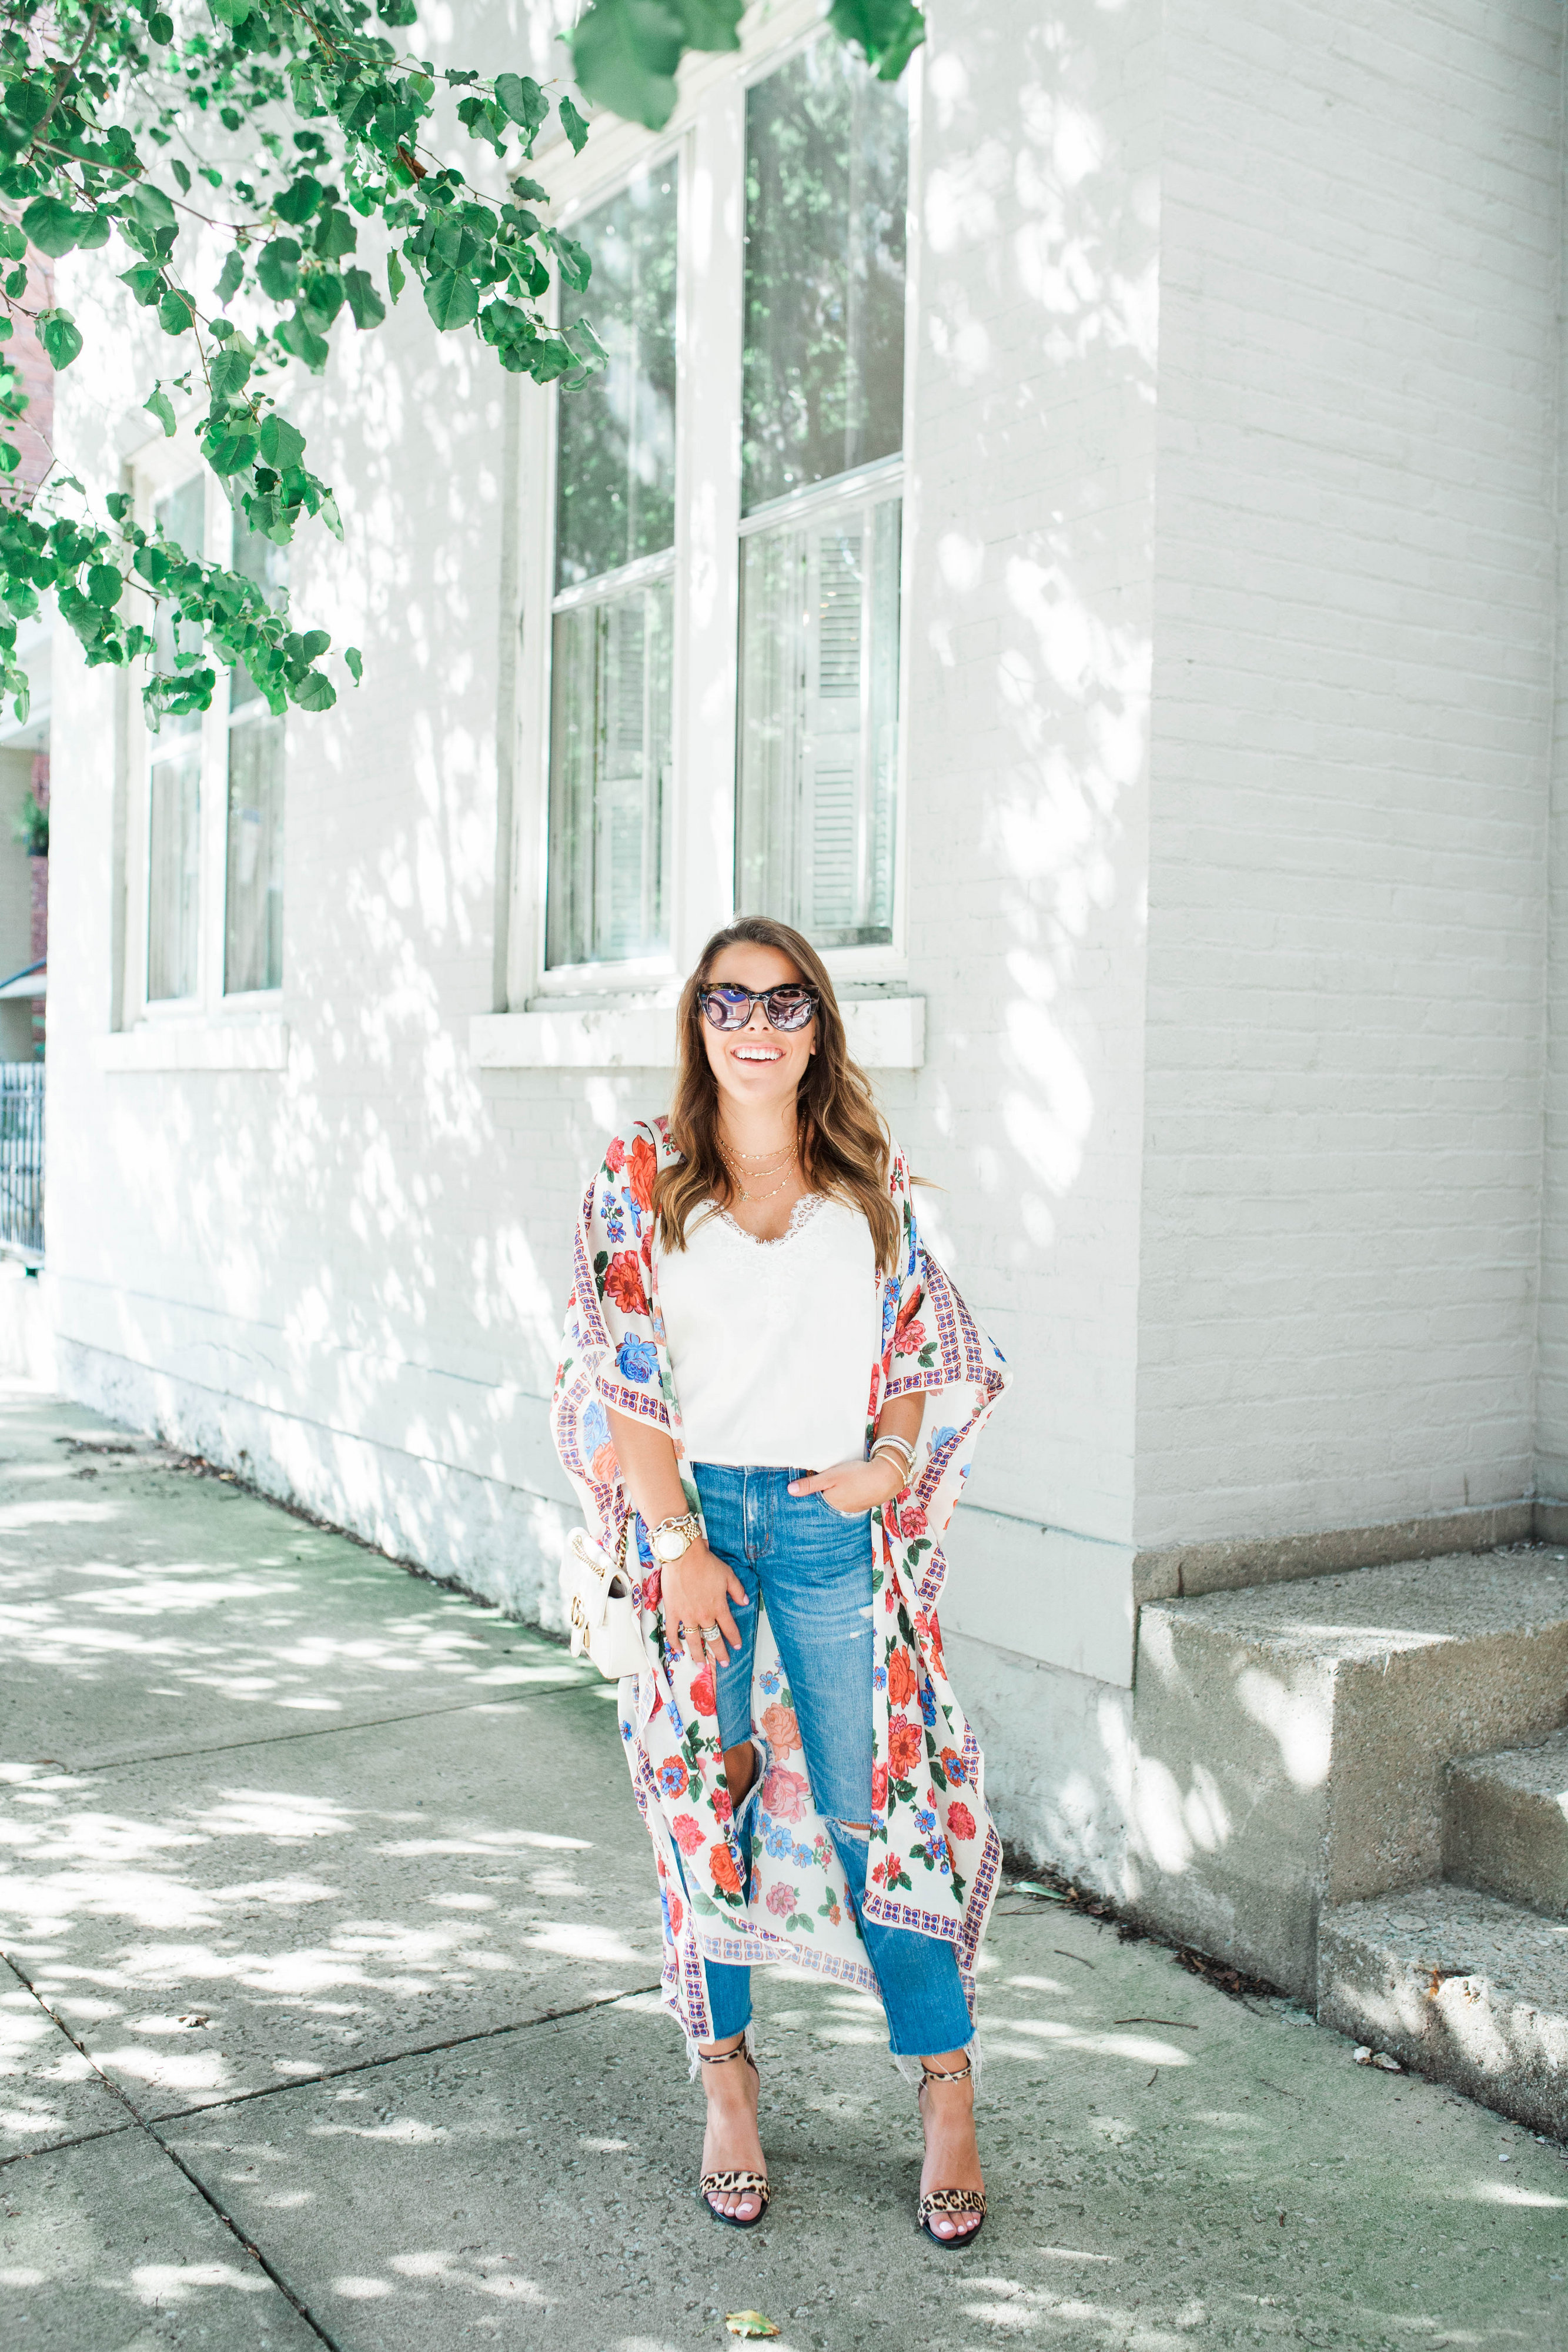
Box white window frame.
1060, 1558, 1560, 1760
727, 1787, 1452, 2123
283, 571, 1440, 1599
122, 425, 286, 1033
507, 3, 921, 1011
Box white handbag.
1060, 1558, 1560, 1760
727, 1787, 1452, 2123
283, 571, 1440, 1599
567, 1518, 651, 1681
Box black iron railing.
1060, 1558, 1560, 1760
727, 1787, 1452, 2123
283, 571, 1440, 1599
0, 1062, 43, 1258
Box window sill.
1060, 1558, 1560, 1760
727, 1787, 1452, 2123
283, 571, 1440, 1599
470, 994, 925, 1071
97, 1018, 289, 1073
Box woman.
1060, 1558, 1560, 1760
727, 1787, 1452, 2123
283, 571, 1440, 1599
551, 917, 1009, 2244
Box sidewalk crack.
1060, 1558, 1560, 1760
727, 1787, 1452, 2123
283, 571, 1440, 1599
0, 1949, 345, 2347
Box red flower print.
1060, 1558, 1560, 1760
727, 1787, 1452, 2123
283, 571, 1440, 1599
761, 1702, 801, 1758
892, 1319, 927, 1358
711, 1785, 733, 1825
765, 1882, 795, 1919
603, 1251, 648, 1317
915, 1607, 946, 1674
711, 1843, 743, 1897
885, 1646, 919, 1708
893, 1498, 928, 1538
871, 1763, 888, 1812
590, 1441, 618, 1487
761, 1764, 811, 1822
946, 1800, 977, 1843
870, 1859, 887, 1887
667, 1895, 683, 1937
690, 1662, 717, 1718
628, 1135, 657, 1212
605, 1137, 627, 1174
671, 1813, 706, 1856
888, 1719, 923, 1777
641, 1565, 663, 1612
885, 1852, 902, 1882
939, 1745, 965, 1788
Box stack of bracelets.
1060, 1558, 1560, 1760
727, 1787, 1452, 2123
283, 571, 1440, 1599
870, 1431, 918, 1491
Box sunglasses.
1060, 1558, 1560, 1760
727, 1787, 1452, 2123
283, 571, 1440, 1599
698, 984, 820, 1034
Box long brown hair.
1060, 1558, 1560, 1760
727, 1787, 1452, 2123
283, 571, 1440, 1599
655, 916, 899, 1274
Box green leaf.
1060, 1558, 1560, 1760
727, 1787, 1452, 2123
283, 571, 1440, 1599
19, 195, 83, 260
157, 288, 195, 335
4, 265, 26, 300
121, 265, 165, 308
568, 0, 684, 132
208, 0, 253, 22
86, 564, 122, 609
0, 440, 21, 477
170, 159, 191, 195
0, 225, 23, 262
203, 425, 259, 475
36, 309, 82, 372
144, 385, 176, 437
826, 0, 925, 80
259, 413, 306, 470
495, 71, 547, 135
291, 669, 335, 711
342, 266, 385, 329
301, 629, 330, 661
313, 208, 357, 260
376, 0, 419, 22
148, 9, 173, 40
209, 345, 252, 399
256, 238, 300, 300
422, 267, 479, 330
274, 175, 323, 226
345, 646, 363, 685
546, 228, 591, 292
387, 250, 405, 304
215, 248, 244, 304
76, 211, 111, 252
558, 93, 590, 153
675, 0, 742, 48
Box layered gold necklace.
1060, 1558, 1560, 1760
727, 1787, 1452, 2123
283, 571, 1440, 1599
719, 1132, 798, 1204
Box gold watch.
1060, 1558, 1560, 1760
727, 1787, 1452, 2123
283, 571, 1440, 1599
651, 1511, 700, 1563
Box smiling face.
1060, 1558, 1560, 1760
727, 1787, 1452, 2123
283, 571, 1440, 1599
699, 940, 817, 1126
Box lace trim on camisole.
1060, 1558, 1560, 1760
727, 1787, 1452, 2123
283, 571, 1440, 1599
704, 1194, 825, 1251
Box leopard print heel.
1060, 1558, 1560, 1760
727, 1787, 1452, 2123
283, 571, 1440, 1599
697, 2042, 770, 2230
915, 2059, 986, 2249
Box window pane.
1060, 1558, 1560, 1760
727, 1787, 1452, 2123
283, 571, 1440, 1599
147, 746, 201, 1000
743, 43, 907, 514
547, 578, 673, 966
225, 713, 284, 993
153, 476, 205, 739
737, 490, 900, 947
230, 512, 288, 711
555, 171, 678, 589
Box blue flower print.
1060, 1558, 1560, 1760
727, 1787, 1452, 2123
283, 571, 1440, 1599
602, 1192, 627, 1245
616, 1335, 658, 1385
581, 1395, 610, 1457
763, 1820, 797, 1860
760, 1666, 782, 1698
914, 1806, 938, 1838
873, 1663, 887, 1692
930, 1425, 960, 1455
919, 1680, 938, 1728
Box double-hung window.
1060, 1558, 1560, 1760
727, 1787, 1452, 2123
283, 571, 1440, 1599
520, 23, 911, 997
130, 455, 288, 1023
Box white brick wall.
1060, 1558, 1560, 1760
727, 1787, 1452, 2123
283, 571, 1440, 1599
1135, 0, 1561, 1549
35, 0, 1568, 1892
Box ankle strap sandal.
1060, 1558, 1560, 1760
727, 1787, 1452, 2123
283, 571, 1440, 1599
915, 2059, 986, 2249
697, 2043, 770, 2231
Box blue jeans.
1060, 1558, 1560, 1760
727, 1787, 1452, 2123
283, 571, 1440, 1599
686, 1462, 972, 2059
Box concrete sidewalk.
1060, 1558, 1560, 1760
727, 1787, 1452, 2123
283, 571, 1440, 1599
2, 1385, 1565, 2352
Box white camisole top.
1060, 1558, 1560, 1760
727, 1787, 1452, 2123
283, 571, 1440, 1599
654, 1193, 878, 1470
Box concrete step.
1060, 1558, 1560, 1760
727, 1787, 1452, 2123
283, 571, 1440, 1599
1130, 1548, 1568, 1999
1318, 1881, 1568, 2134
1445, 1727, 1568, 1916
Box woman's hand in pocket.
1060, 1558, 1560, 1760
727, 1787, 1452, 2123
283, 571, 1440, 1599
788, 1456, 904, 1516
661, 1541, 748, 1664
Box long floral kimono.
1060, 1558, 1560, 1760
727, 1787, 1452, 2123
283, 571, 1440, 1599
550, 1117, 1010, 2051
